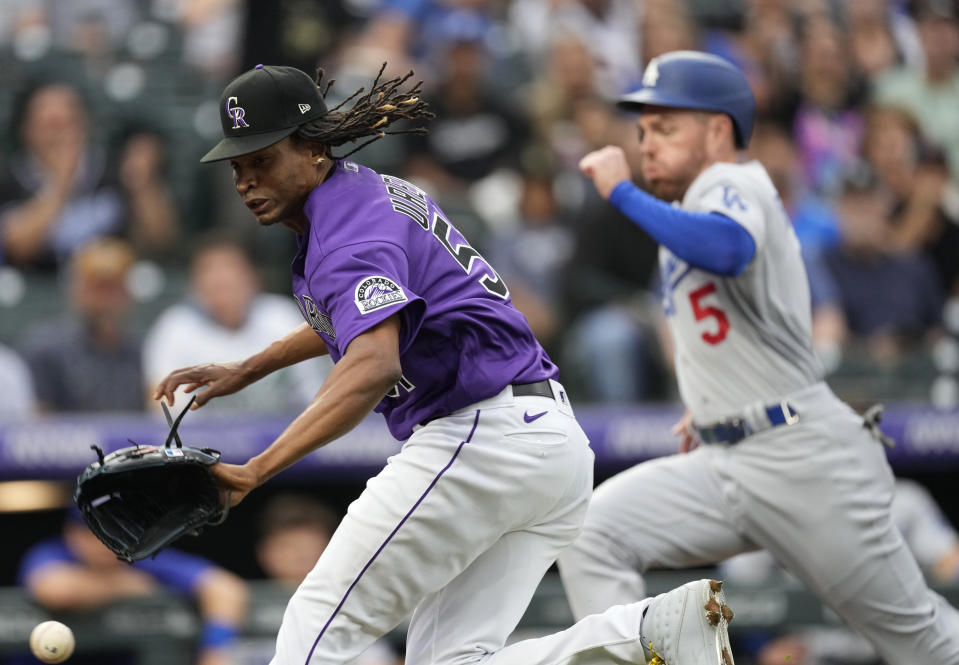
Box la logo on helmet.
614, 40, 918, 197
226, 96, 249, 129
643, 59, 660, 87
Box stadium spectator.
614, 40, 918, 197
404, 12, 530, 195
488, 168, 575, 356
396, 12, 530, 246
560, 191, 663, 403
640, 0, 699, 64
525, 36, 603, 169
793, 15, 867, 197
233, 494, 400, 665
12, 0, 136, 55
509, 0, 641, 98
0, 81, 178, 270
565, 95, 649, 206
862, 106, 959, 297
873, 0, 959, 182
18, 508, 248, 665
50, 2, 128, 79
863, 106, 927, 206
811, 177, 944, 364
114, 125, 180, 259
696, 0, 799, 126
0, 342, 36, 420
846, 0, 902, 77
239, 0, 365, 75
142, 235, 330, 416
254, 494, 340, 588
748, 122, 841, 258
0, 0, 132, 70
21, 238, 145, 412
0, 1, 42, 48
156, 0, 244, 81
350, 0, 506, 85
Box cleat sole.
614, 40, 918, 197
703, 580, 735, 665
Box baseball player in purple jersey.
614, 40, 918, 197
559, 50, 959, 665
155, 64, 735, 665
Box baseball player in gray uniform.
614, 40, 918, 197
721, 478, 959, 665
155, 64, 734, 665
561, 50, 959, 664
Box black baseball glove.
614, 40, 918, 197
74, 396, 230, 562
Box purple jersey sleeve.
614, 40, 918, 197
308, 241, 427, 358
293, 161, 558, 439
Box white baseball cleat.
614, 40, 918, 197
640, 579, 735, 665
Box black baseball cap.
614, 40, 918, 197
200, 64, 328, 163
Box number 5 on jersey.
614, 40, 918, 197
432, 211, 509, 299
689, 283, 729, 345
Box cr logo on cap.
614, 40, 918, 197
226, 96, 249, 129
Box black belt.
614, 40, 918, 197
697, 401, 799, 445
512, 379, 554, 399
418, 380, 555, 427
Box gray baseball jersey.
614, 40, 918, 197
660, 160, 822, 423
559, 161, 959, 665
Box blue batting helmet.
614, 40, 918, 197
618, 51, 756, 148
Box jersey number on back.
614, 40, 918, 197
689, 283, 729, 345
432, 211, 510, 299
381, 174, 509, 299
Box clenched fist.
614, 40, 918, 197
579, 145, 631, 200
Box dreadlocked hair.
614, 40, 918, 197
293, 63, 434, 159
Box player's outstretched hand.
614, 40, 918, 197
209, 461, 260, 508
579, 145, 631, 200
671, 410, 700, 453
154, 361, 253, 409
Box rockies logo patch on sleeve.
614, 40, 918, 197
354, 276, 408, 314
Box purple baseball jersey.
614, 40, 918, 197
291, 160, 557, 440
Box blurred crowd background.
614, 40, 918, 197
0, 1, 958, 664
0, 0, 958, 416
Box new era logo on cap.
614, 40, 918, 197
298, 103, 311, 114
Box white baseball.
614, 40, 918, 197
29, 621, 75, 664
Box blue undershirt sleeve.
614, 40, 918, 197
609, 181, 756, 276
136, 548, 215, 594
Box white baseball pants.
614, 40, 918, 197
558, 382, 959, 664
270, 381, 653, 665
